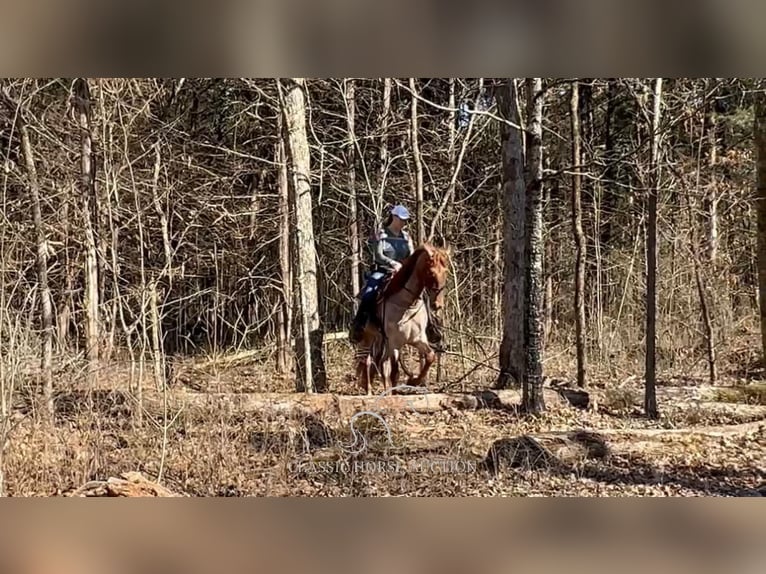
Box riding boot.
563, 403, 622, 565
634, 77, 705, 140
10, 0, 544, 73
349, 304, 368, 343
426, 311, 446, 353
426, 319, 446, 353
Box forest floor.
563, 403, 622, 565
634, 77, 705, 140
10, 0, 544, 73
2, 336, 765, 497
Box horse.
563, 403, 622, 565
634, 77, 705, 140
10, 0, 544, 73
353, 243, 450, 395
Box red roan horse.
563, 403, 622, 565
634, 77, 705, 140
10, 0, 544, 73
353, 244, 449, 394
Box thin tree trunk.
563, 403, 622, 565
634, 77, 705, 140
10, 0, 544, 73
73, 78, 100, 388
543, 181, 553, 347
429, 78, 484, 242
276, 112, 293, 375
704, 80, 719, 265
570, 80, 587, 388
754, 89, 766, 364
644, 78, 663, 419
409, 78, 425, 245
58, 188, 75, 349
378, 78, 392, 220
437, 78, 459, 384
496, 79, 526, 389
134, 179, 148, 425
19, 114, 54, 419
523, 78, 545, 414
445, 77, 457, 242
493, 195, 503, 339
150, 279, 165, 390
690, 106, 718, 384
344, 79, 361, 306
151, 141, 173, 278
279, 78, 326, 393
99, 83, 120, 364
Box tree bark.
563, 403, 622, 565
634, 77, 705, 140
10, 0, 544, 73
523, 78, 546, 414
276, 112, 293, 375
496, 79, 526, 389
644, 78, 663, 419
279, 78, 326, 393
704, 79, 719, 265
543, 181, 553, 347
73, 78, 100, 388
18, 111, 54, 419
344, 79, 361, 306
755, 89, 766, 365
409, 78, 425, 244
570, 80, 587, 388
378, 78, 392, 221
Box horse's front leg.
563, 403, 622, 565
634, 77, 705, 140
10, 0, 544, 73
408, 341, 436, 387
381, 346, 392, 393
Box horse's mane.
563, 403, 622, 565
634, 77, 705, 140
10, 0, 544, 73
381, 243, 442, 299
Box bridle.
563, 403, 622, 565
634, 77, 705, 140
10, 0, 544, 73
403, 262, 446, 306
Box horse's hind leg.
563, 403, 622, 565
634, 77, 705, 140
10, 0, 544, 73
391, 352, 400, 389
366, 354, 375, 396
381, 354, 392, 393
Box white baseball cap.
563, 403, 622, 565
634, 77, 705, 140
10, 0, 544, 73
390, 205, 410, 220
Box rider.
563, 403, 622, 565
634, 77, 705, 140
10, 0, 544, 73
349, 204, 445, 353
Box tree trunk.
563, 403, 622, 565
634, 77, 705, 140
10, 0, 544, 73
496, 79, 526, 389
704, 80, 719, 265
409, 78, 425, 245
689, 105, 718, 385
58, 187, 76, 349
279, 78, 326, 393
73, 78, 100, 388
755, 89, 766, 365
543, 181, 553, 347
644, 78, 663, 420
344, 79, 361, 306
378, 78, 392, 221
446, 77, 457, 242
19, 113, 54, 419
570, 80, 587, 388
276, 112, 293, 375
523, 78, 546, 414
149, 279, 165, 389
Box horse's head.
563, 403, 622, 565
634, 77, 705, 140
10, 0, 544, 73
418, 244, 450, 311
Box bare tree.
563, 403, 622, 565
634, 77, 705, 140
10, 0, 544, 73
644, 78, 663, 420
523, 78, 546, 414
7, 90, 54, 419
72, 78, 100, 388
279, 78, 326, 393
496, 79, 526, 389
344, 79, 361, 306
409, 78, 425, 244
570, 80, 587, 388
276, 111, 293, 375
378, 78, 392, 219
755, 88, 766, 364
704, 78, 719, 265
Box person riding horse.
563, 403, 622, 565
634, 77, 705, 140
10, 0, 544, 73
349, 204, 445, 353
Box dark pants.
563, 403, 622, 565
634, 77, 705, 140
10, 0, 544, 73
350, 271, 387, 341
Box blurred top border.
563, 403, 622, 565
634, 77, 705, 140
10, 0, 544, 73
0, 0, 764, 76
